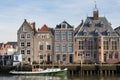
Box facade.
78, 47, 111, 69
74, 7, 120, 64
17, 19, 37, 64
35, 24, 54, 63
54, 21, 74, 64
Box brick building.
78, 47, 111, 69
54, 21, 74, 64
74, 6, 120, 64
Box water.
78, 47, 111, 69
0, 75, 120, 80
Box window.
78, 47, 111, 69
23, 26, 28, 32
40, 45, 43, 50
47, 45, 51, 50
41, 34, 46, 39
78, 52, 83, 60
115, 53, 118, 59
21, 42, 25, 47
55, 32, 60, 41
87, 40, 93, 50
103, 40, 109, 50
78, 53, 82, 57
61, 23, 67, 28
27, 42, 30, 47
21, 34, 25, 39
46, 42, 51, 50
62, 32, 66, 40
112, 40, 117, 50
94, 53, 97, 59
27, 50, 30, 54
63, 54, 66, 61
86, 53, 90, 58
40, 55, 43, 59
79, 40, 84, 50
68, 43, 73, 52
68, 31, 73, 40
27, 34, 31, 38
62, 43, 66, 52
28, 58, 31, 62
21, 50, 25, 54
109, 53, 112, 59
56, 54, 60, 62
56, 43, 60, 52
39, 42, 44, 50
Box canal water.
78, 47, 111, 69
0, 75, 120, 80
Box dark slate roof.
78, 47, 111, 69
114, 26, 120, 36
75, 17, 118, 37
49, 28, 54, 35
55, 21, 73, 29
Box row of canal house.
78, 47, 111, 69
17, 6, 120, 64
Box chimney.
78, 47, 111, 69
93, 10, 99, 20
93, 1, 99, 20
32, 22, 35, 29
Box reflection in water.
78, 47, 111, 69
15, 75, 68, 80
0, 75, 120, 80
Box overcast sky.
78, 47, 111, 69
0, 0, 120, 43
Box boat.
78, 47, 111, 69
9, 65, 67, 75
9, 68, 67, 75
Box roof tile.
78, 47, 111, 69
38, 24, 50, 32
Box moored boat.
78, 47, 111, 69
9, 68, 67, 75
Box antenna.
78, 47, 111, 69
94, 0, 98, 11
94, 0, 97, 9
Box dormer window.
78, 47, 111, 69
61, 23, 67, 29
82, 29, 87, 36
87, 21, 92, 27
94, 29, 98, 36
105, 30, 110, 36
100, 21, 103, 25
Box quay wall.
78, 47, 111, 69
1, 64, 120, 75
40, 64, 120, 76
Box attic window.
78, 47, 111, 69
105, 30, 110, 36
61, 23, 67, 28
82, 31, 87, 36
94, 29, 98, 36
87, 21, 92, 27
100, 21, 103, 25
23, 25, 28, 32
82, 29, 87, 36
95, 21, 103, 27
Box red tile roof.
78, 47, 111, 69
38, 24, 50, 32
